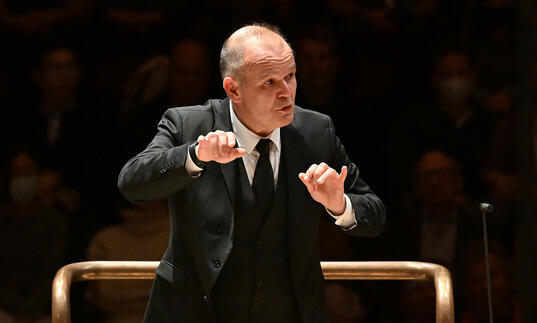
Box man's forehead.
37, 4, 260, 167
243, 41, 295, 66
246, 53, 296, 79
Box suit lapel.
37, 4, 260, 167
281, 123, 312, 233
212, 98, 239, 207
214, 101, 312, 232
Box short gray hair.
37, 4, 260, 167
219, 23, 290, 81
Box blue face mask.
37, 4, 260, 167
9, 176, 38, 204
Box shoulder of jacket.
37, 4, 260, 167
293, 104, 331, 125
164, 99, 216, 115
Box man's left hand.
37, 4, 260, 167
299, 163, 347, 215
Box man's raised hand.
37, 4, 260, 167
196, 130, 246, 164
298, 163, 347, 215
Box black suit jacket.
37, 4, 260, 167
118, 98, 386, 322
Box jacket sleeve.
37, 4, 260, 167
328, 117, 387, 237
118, 108, 194, 203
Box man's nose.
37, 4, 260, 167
277, 80, 291, 99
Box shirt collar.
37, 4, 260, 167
229, 100, 280, 154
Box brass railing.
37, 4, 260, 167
52, 261, 454, 323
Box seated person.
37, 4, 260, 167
0, 151, 67, 323
85, 198, 169, 323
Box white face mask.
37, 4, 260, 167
9, 176, 39, 204
437, 77, 473, 105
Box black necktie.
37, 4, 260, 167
253, 138, 274, 220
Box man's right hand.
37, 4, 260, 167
196, 130, 246, 164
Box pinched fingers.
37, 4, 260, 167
338, 165, 348, 182
302, 163, 318, 182
317, 165, 347, 184
197, 131, 245, 163
312, 162, 330, 183
316, 167, 337, 184
298, 171, 315, 194
299, 163, 347, 186
215, 130, 230, 156
226, 132, 237, 148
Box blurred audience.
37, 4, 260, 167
0, 1, 535, 322
0, 151, 67, 323
395, 282, 437, 323
86, 198, 169, 323
389, 50, 497, 200
295, 26, 341, 120
122, 38, 212, 111
388, 150, 480, 271
117, 38, 213, 162
0, 0, 93, 35
13, 45, 106, 193
472, 0, 516, 115
318, 214, 353, 261
325, 281, 366, 323
460, 241, 523, 323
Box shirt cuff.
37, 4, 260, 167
186, 145, 204, 178
326, 195, 357, 230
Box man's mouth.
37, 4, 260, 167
279, 104, 293, 112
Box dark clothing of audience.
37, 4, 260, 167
0, 202, 67, 319
390, 99, 496, 199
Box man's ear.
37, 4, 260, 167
223, 77, 241, 103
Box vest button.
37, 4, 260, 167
202, 295, 208, 302
216, 227, 223, 233
256, 280, 263, 288
212, 258, 221, 268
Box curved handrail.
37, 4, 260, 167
52, 261, 454, 323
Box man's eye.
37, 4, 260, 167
286, 73, 294, 79
265, 79, 274, 85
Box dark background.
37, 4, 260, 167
1, 0, 536, 322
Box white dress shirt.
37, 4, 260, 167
185, 101, 357, 229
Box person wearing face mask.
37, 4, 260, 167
388, 50, 497, 203
0, 151, 68, 323
9, 174, 39, 205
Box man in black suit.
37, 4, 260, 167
118, 23, 386, 323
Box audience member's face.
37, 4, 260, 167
232, 36, 297, 136
169, 41, 210, 106
433, 53, 474, 105
35, 171, 62, 208
413, 151, 462, 206
36, 49, 80, 103
297, 39, 338, 90
9, 153, 39, 204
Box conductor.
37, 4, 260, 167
118, 23, 386, 323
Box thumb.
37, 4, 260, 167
338, 166, 348, 183
231, 147, 246, 159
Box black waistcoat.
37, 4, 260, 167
211, 157, 300, 323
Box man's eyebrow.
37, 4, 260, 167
262, 70, 276, 78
